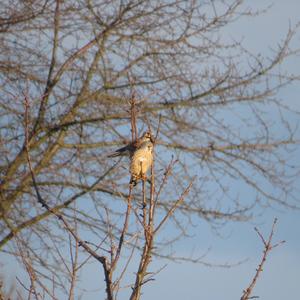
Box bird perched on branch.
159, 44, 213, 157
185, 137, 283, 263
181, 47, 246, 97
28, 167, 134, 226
130, 139, 153, 186
108, 131, 154, 186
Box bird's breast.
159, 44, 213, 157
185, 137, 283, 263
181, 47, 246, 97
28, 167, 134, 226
130, 148, 153, 176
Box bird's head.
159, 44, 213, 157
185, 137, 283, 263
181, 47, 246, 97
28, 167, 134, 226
141, 131, 154, 143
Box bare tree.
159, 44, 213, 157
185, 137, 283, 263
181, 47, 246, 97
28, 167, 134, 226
0, 0, 299, 299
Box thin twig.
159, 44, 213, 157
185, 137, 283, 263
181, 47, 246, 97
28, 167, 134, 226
154, 178, 195, 235
154, 157, 177, 212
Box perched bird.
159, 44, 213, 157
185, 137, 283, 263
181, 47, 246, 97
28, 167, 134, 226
129, 140, 153, 186
108, 131, 154, 186
107, 131, 153, 158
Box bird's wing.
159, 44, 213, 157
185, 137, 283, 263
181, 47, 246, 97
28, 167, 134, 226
107, 143, 136, 157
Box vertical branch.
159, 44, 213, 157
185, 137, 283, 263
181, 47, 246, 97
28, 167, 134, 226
148, 145, 155, 240
113, 236, 138, 298
129, 232, 153, 300
24, 94, 50, 211
130, 142, 155, 300
111, 92, 139, 274
142, 169, 147, 231
241, 218, 285, 300
111, 185, 133, 272
47, 0, 60, 86
129, 92, 138, 142
33, 0, 60, 133
68, 239, 78, 300
68, 210, 79, 300
105, 207, 115, 267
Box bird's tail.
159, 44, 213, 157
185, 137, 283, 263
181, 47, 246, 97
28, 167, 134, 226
107, 145, 130, 158
107, 151, 121, 158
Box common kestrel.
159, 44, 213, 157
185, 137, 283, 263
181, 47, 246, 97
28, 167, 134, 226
108, 131, 154, 186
